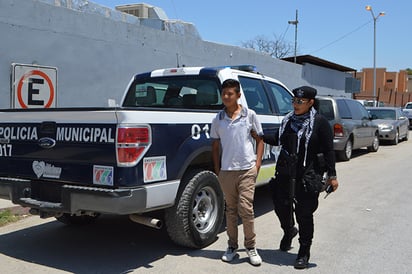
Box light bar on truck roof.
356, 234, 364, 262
228, 65, 258, 73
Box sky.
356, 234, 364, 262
93, 0, 410, 72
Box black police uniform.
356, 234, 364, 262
271, 114, 336, 246
263, 86, 336, 268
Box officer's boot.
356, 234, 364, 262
294, 244, 310, 269
279, 226, 298, 251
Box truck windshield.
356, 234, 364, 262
122, 76, 223, 110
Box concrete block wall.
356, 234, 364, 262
0, 0, 350, 108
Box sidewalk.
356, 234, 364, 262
0, 198, 17, 210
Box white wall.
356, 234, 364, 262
0, 0, 351, 108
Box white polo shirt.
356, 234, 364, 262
210, 106, 263, 171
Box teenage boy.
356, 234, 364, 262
211, 79, 264, 266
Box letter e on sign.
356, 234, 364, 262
11, 63, 57, 109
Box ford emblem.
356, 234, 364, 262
38, 137, 56, 149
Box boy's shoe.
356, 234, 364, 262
221, 246, 237, 262
246, 247, 262, 266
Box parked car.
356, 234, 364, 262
402, 102, 412, 128
367, 107, 409, 145
316, 96, 379, 161
356, 99, 385, 107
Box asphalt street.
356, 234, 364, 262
1, 134, 411, 274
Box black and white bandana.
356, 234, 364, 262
279, 107, 317, 166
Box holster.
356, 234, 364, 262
301, 153, 326, 193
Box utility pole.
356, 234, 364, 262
288, 9, 298, 63
366, 5, 385, 106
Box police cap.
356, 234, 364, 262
292, 86, 317, 99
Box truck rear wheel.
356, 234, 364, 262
165, 170, 224, 248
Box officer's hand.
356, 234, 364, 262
328, 178, 339, 192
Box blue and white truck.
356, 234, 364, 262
0, 65, 293, 248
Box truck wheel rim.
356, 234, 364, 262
192, 186, 218, 233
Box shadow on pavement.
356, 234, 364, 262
0, 183, 276, 273
0, 215, 189, 273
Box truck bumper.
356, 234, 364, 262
0, 177, 179, 215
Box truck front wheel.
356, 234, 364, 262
165, 170, 224, 248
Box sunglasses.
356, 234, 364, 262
291, 98, 309, 105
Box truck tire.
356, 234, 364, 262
165, 170, 224, 248
55, 213, 100, 225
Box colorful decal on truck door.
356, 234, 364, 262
143, 156, 167, 183
93, 165, 114, 186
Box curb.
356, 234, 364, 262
0, 205, 30, 216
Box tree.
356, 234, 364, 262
406, 68, 412, 75
241, 34, 293, 59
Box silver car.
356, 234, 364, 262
367, 107, 409, 145
317, 96, 379, 161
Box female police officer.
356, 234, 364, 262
261, 86, 339, 269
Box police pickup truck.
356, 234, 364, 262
0, 65, 293, 248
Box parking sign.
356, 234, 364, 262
11, 63, 57, 108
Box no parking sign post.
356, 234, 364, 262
11, 63, 57, 109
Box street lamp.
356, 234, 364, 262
365, 5, 385, 106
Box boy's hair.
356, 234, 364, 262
222, 79, 240, 93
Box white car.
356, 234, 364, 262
402, 102, 412, 128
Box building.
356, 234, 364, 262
282, 55, 357, 98
0, 0, 357, 108
353, 68, 411, 106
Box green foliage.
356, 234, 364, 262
0, 209, 24, 227
406, 68, 412, 75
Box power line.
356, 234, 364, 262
279, 23, 290, 43
309, 19, 372, 54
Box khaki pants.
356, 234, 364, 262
218, 166, 257, 249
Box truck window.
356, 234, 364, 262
238, 76, 272, 115
265, 81, 293, 115
123, 77, 223, 110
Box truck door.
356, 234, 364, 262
237, 76, 293, 185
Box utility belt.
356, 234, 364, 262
275, 150, 326, 194
302, 153, 326, 193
